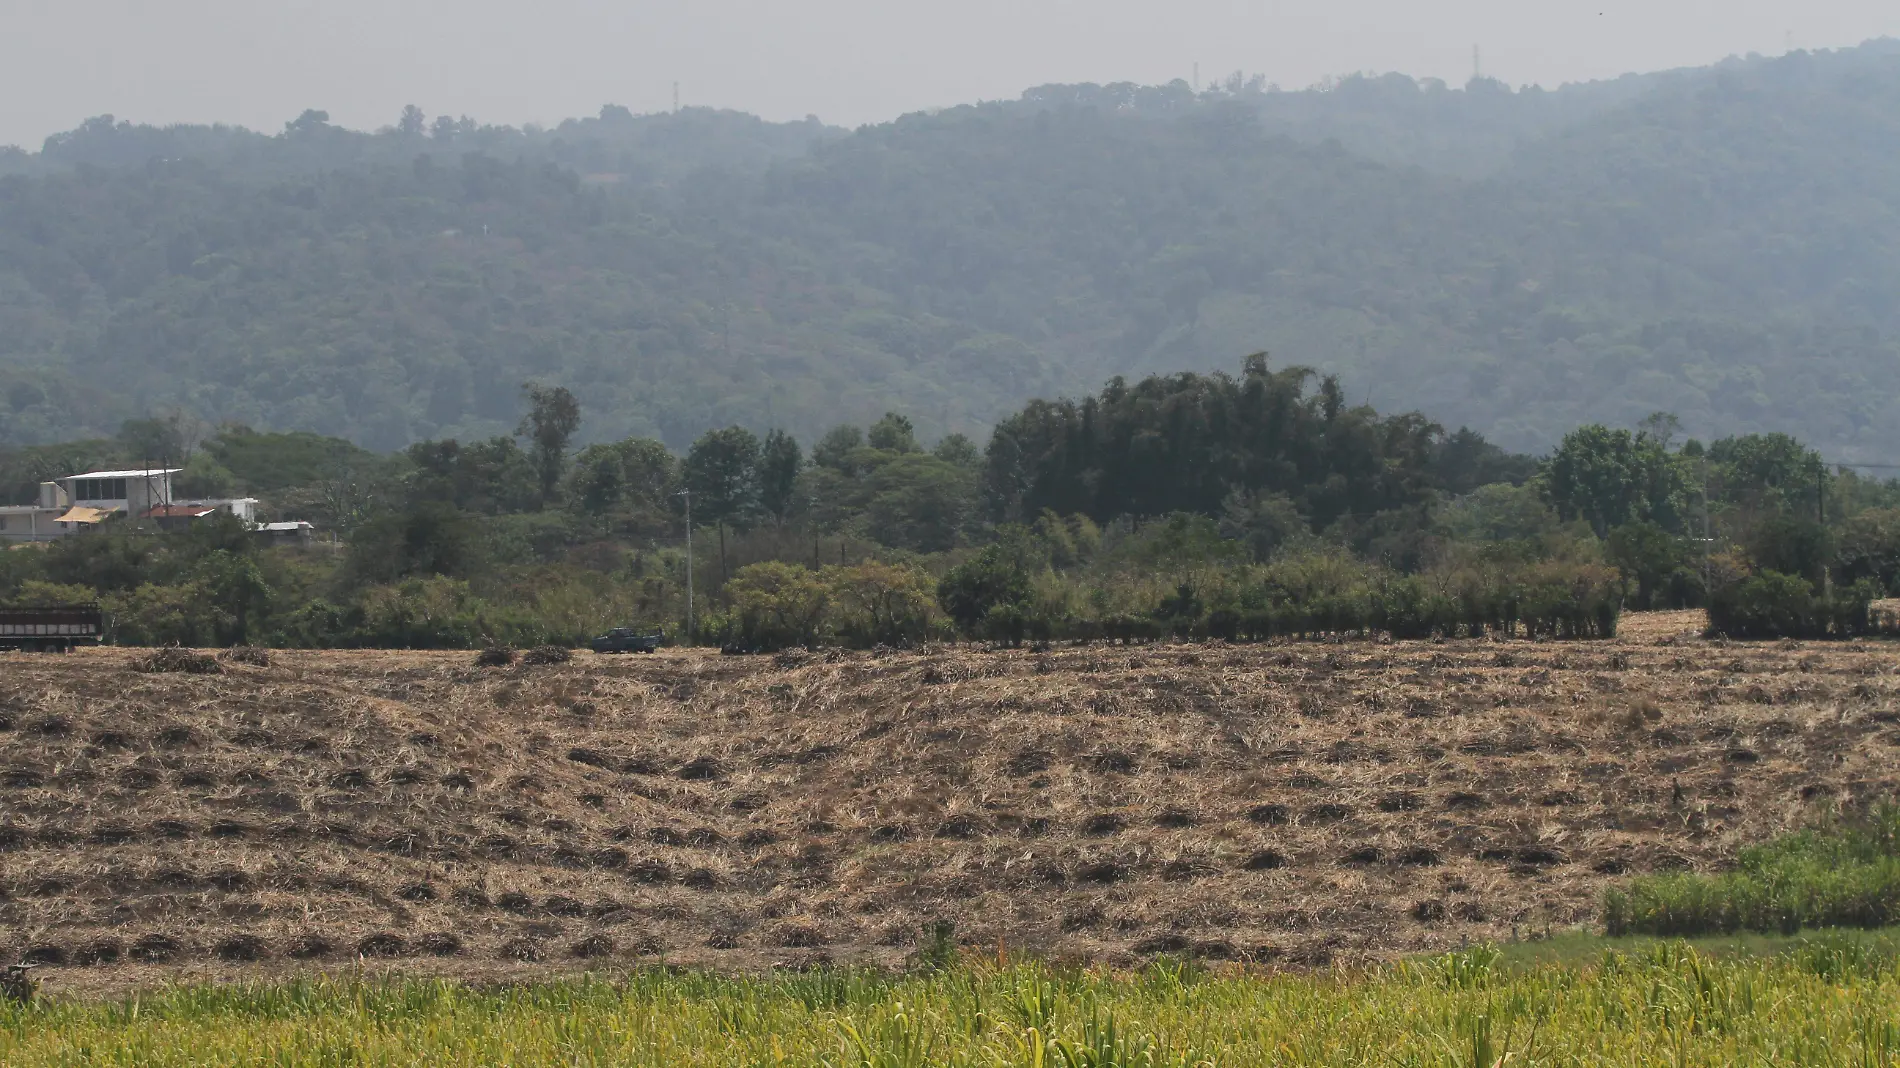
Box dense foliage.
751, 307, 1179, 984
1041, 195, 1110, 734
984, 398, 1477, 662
6, 44, 1900, 457
4, 347, 1899, 647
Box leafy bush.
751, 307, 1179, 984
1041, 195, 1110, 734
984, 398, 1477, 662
106, 581, 228, 647
1603, 806, 1900, 936
1175, 557, 1620, 642
937, 544, 1035, 635
346, 577, 561, 649
718, 562, 830, 652
1705, 572, 1884, 639
825, 562, 941, 647
1836, 508, 1900, 594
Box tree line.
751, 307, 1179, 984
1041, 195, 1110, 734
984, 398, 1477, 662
7, 355, 1895, 646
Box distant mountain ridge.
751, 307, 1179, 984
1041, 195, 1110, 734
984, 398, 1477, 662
3, 41, 1899, 459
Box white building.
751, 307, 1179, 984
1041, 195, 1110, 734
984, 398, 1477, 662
0, 467, 261, 543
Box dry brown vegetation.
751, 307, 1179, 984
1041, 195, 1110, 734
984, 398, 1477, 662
3, 610, 1897, 990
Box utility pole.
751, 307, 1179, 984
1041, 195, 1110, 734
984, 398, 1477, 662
1701, 470, 1712, 601
677, 488, 694, 644
1819, 464, 1830, 593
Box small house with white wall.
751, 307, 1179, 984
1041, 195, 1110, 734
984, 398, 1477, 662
0, 467, 261, 543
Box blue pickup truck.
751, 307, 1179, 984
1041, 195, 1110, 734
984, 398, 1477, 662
589, 627, 665, 654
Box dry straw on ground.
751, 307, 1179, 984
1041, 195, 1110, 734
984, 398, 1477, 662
2, 610, 1896, 993
129, 647, 221, 675
217, 646, 272, 668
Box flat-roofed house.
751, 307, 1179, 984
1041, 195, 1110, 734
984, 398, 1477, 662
0, 480, 68, 542
0, 467, 183, 543
0, 463, 293, 544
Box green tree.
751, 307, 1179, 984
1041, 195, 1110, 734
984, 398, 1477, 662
569, 437, 676, 531
1605, 520, 1684, 609
1707, 433, 1825, 518
824, 561, 940, 647
811, 425, 865, 473
108, 581, 226, 646
117, 415, 194, 464
867, 412, 920, 453
1441, 482, 1561, 543
931, 433, 980, 467
937, 541, 1036, 637
172, 453, 236, 498
723, 561, 829, 650
861, 454, 976, 552
191, 549, 272, 644
1836, 508, 1900, 593
1543, 424, 1686, 537
1746, 513, 1834, 589
517, 383, 582, 506
42, 526, 155, 591
684, 426, 762, 528
284, 109, 332, 135
1219, 490, 1311, 561
757, 429, 804, 526
408, 437, 540, 515
346, 501, 476, 583
684, 426, 762, 583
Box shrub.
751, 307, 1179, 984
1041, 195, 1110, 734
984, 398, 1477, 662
1706, 572, 1883, 639
1146, 557, 1621, 643
913, 919, 958, 971
724, 562, 829, 651
1836, 508, 1900, 594
106, 581, 230, 647
825, 561, 941, 648
937, 543, 1034, 635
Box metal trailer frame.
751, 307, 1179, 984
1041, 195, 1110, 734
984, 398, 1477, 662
0, 604, 106, 653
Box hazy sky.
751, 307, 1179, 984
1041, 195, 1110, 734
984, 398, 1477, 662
3, 1, 1896, 147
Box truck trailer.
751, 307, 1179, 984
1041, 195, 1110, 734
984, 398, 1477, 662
0, 604, 105, 652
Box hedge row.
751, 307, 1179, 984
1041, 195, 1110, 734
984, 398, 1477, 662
981, 572, 1622, 646
1705, 573, 1896, 640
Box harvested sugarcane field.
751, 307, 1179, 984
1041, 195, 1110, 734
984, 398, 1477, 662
3, 609, 1897, 995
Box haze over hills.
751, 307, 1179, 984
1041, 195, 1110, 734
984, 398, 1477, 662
3, 41, 1900, 458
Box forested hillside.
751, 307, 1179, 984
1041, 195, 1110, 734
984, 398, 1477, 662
3, 42, 1900, 457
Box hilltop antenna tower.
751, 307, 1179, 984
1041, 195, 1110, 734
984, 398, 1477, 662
673, 82, 680, 113
1472, 45, 1482, 82
1193, 62, 1200, 92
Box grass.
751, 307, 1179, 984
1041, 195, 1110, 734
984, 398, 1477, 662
1494, 925, 1900, 970
1604, 806, 1900, 937
4, 948, 1900, 1066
